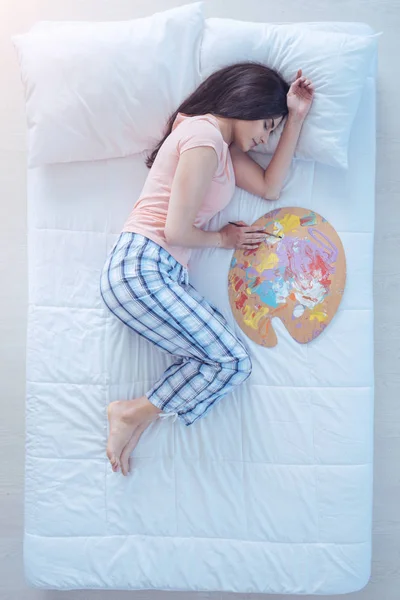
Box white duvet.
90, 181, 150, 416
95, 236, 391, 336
23, 22, 376, 595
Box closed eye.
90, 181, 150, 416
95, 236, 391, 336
264, 118, 275, 131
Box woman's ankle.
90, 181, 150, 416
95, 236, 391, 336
129, 395, 163, 422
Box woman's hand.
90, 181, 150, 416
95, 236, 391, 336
287, 68, 314, 122
219, 221, 268, 250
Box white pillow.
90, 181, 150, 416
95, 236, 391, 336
12, 2, 204, 168
200, 18, 381, 169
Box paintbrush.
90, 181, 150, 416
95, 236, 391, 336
228, 221, 282, 239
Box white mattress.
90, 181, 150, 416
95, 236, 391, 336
24, 22, 377, 594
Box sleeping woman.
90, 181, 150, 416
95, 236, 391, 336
100, 61, 314, 475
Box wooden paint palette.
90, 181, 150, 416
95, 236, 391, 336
227, 207, 347, 347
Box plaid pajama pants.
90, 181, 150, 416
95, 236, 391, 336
99, 232, 252, 426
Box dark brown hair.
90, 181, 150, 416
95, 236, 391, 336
145, 61, 290, 169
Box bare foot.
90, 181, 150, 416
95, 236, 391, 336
106, 400, 143, 472
120, 422, 148, 476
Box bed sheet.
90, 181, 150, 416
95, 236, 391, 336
23, 21, 376, 594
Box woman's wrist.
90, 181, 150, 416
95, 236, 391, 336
287, 111, 306, 126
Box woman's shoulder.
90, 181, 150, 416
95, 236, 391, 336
172, 112, 224, 140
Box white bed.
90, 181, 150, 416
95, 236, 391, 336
23, 21, 376, 594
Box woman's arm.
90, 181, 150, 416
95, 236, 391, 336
165, 145, 223, 248
230, 69, 314, 201
262, 113, 305, 198
230, 113, 305, 201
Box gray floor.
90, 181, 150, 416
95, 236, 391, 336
1, 0, 399, 598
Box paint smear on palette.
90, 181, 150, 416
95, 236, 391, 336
227, 207, 346, 347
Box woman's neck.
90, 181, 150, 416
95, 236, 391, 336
212, 115, 234, 146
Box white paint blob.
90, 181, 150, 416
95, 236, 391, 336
292, 304, 305, 318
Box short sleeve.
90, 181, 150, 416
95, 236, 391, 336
177, 120, 224, 163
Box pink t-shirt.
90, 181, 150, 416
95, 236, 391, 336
121, 112, 235, 269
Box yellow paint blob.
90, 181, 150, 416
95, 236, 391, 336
309, 304, 328, 322
256, 252, 279, 272
242, 304, 270, 330
277, 214, 300, 234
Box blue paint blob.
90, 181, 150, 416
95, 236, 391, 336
253, 280, 279, 308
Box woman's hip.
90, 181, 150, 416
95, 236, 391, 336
100, 232, 188, 304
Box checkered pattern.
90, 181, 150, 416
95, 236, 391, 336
99, 232, 252, 426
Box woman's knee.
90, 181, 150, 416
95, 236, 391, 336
223, 350, 252, 380
240, 352, 252, 379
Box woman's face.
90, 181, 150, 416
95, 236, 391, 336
234, 116, 285, 152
